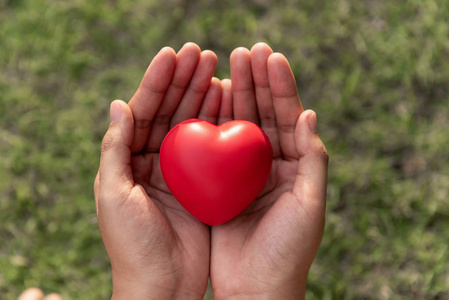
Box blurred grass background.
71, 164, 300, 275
1, 0, 449, 299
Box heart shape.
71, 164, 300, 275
160, 119, 272, 225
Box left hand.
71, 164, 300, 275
94, 43, 220, 299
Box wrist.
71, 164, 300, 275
112, 285, 204, 300
213, 290, 305, 300
212, 274, 307, 300
112, 288, 202, 300
111, 272, 204, 300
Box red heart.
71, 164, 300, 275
160, 119, 272, 225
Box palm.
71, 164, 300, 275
123, 44, 220, 296
123, 150, 209, 290
131, 150, 206, 231
97, 43, 327, 299
130, 150, 209, 251
210, 44, 327, 298
131, 152, 186, 212
210, 139, 308, 295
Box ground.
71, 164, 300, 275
1, 0, 448, 299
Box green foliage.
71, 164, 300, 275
1, 0, 448, 299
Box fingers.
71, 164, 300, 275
128, 47, 177, 153
18, 288, 63, 300
268, 53, 304, 160
230, 47, 259, 124
99, 100, 135, 199
18, 288, 43, 300
218, 79, 233, 124
128, 43, 301, 162
250, 43, 282, 157
198, 77, 222, 124
170, 50, 218, 126
293, 110, 328, 218
229, 44, 299, 161
145, 43, 201, 152
128, 44, 218, 153
43, 294, 63, 300
250, 43, 274, 126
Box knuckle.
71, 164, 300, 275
315, 143, 329, 163
320, 145, 329, 163
101, 132, 116, 153
260, 114, 277, 128
153, 114, 172, 125
134, 119, 152, 130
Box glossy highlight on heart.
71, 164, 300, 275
160, 119, 273, 225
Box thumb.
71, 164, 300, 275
99, 100, 135, 199
293, 110, 329, 219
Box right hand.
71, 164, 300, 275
210, 43, 328, 300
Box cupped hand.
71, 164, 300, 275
210, 43, 329, 299
94, 43, 221, 300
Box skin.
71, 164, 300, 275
210, 44, 328, 299
93, 42, 328, 299
18, 288, 62, 300
94, 43, 217, 299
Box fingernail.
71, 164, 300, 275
308, 111, 317, 133
110, 101, 122, 124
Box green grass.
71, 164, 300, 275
1, 0, 449, 299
